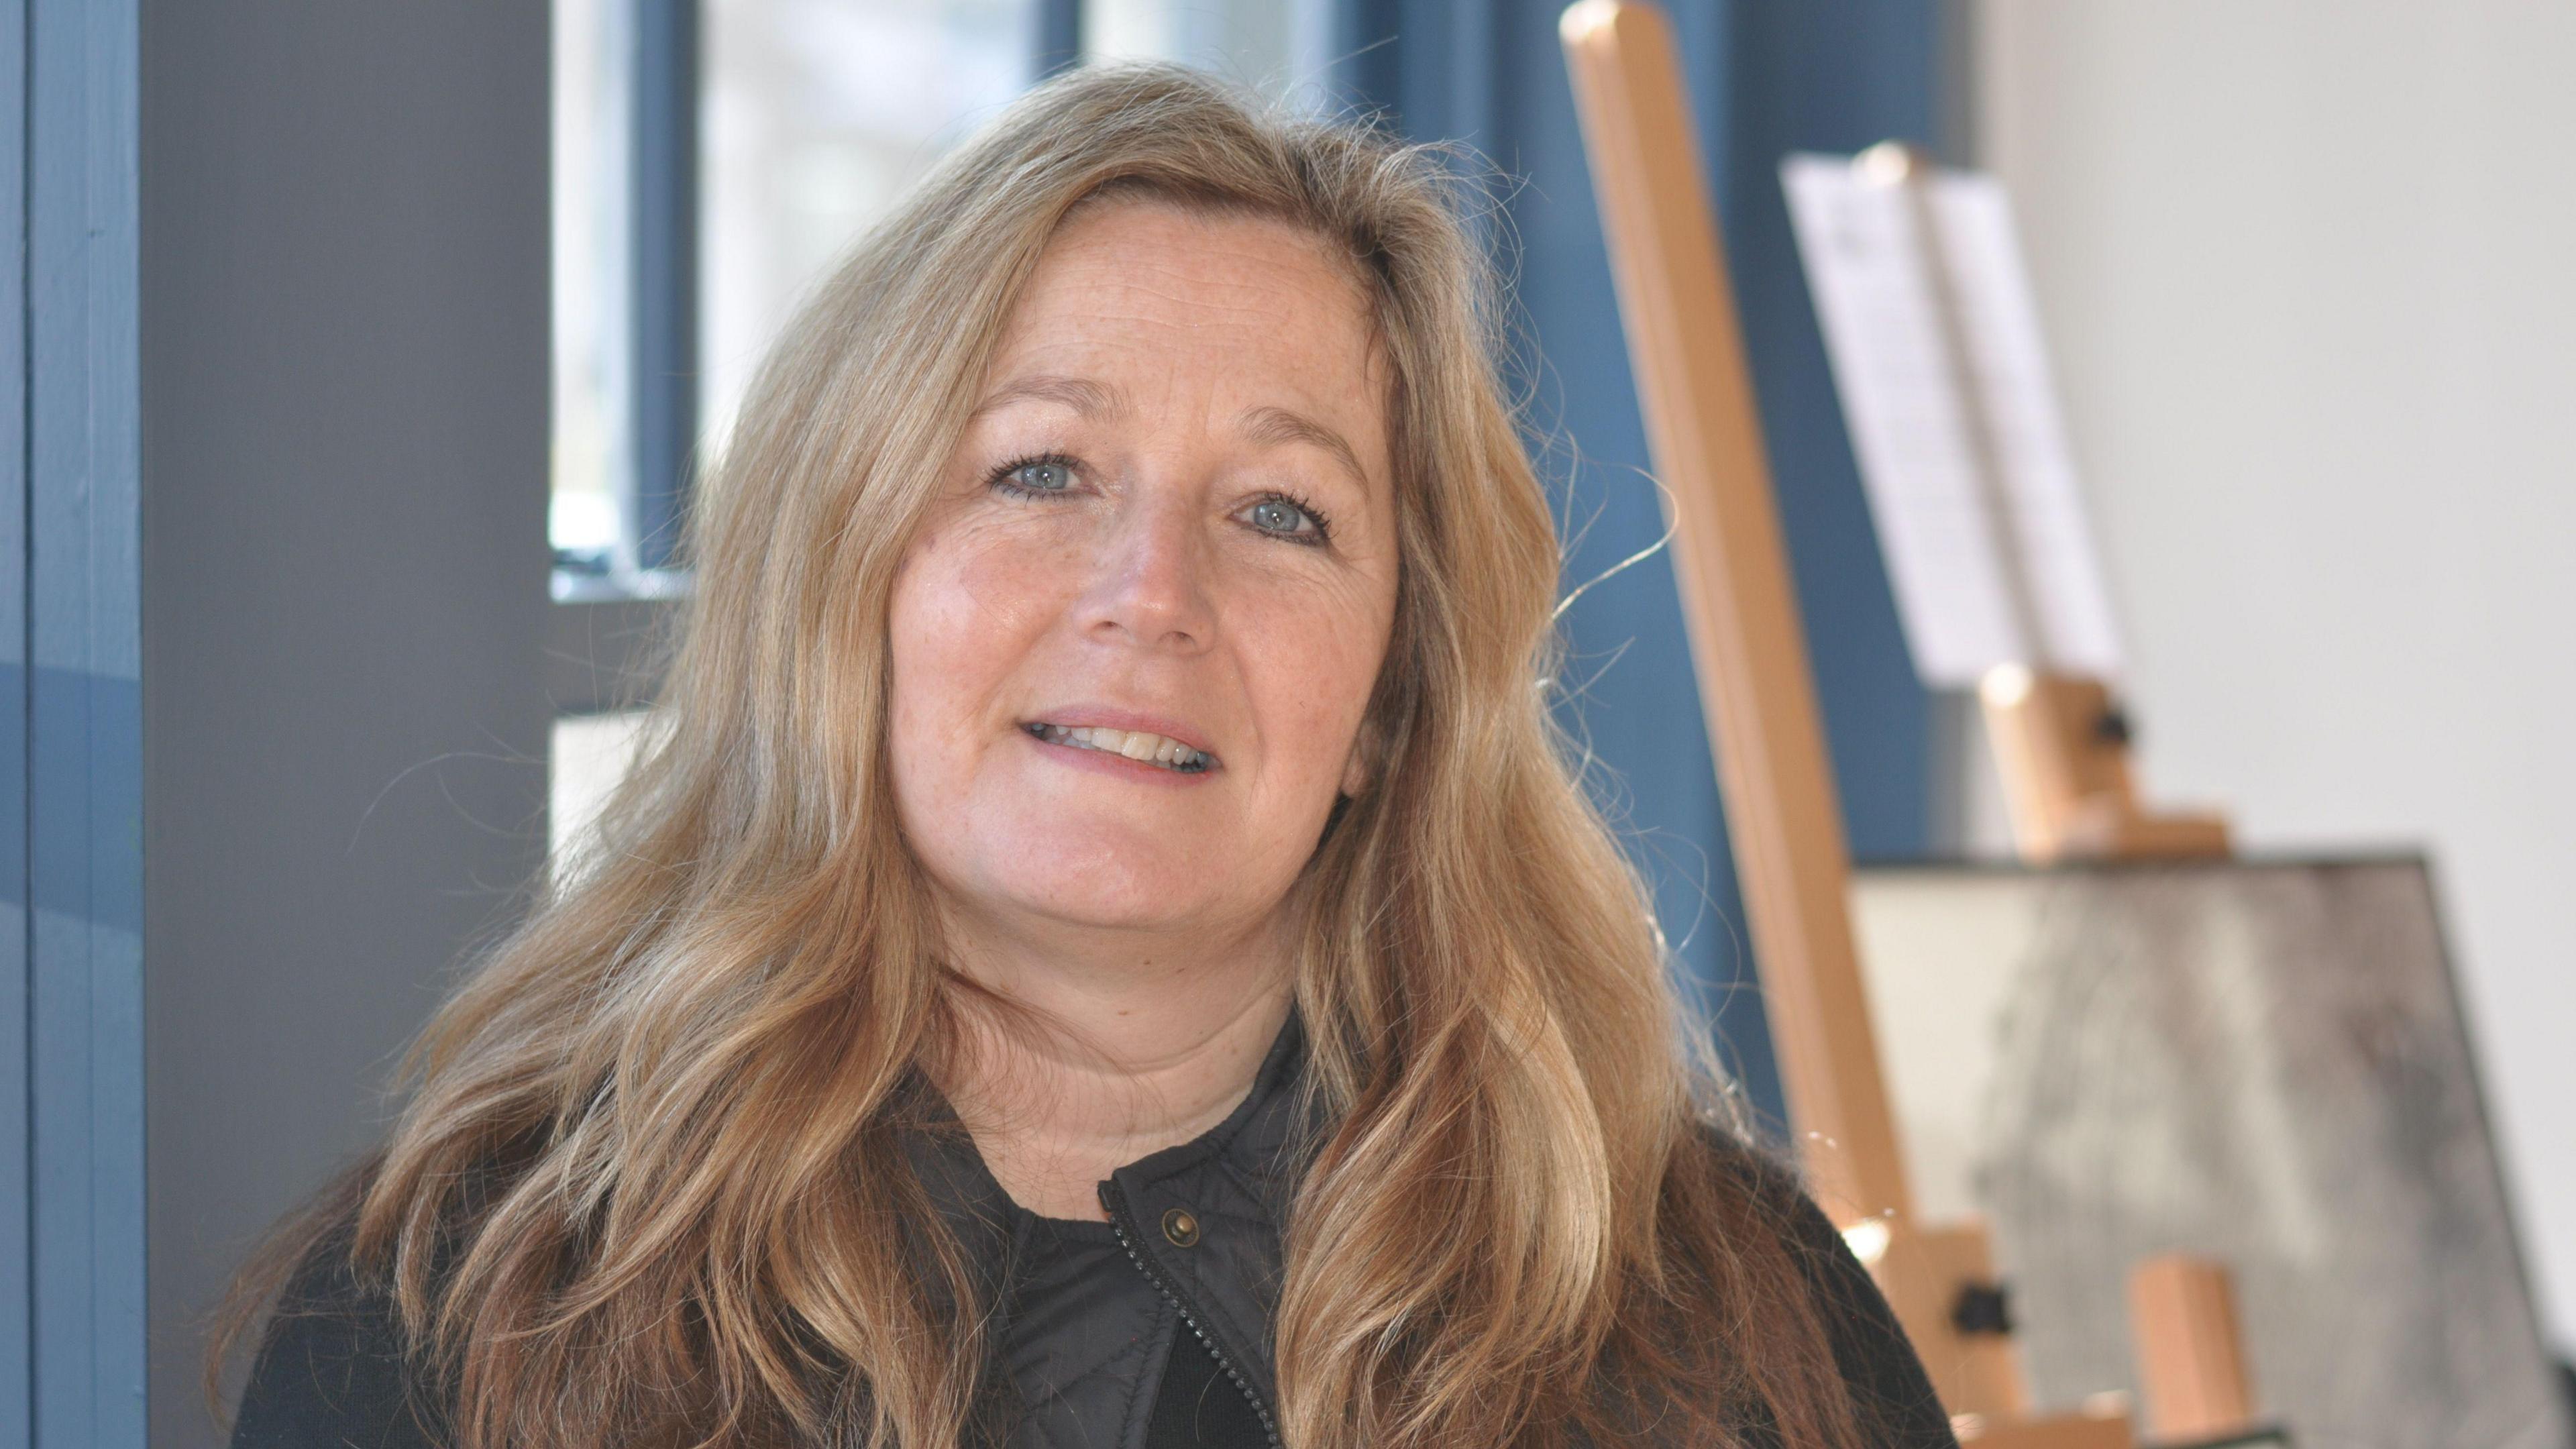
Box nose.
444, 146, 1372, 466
1078, 489, 1216, 653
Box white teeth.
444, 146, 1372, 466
1027, 721, 1212, 772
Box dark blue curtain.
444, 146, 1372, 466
1330, 0, 1941, 1130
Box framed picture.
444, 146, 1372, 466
1849, 856, 2567, 1449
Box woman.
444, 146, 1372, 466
223, 64, 1954, 1449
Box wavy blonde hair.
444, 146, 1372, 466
223, 64, 1866, 1449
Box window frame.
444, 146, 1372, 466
548, 0, 1085, 716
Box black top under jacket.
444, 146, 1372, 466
232, 1018, 1959, 1449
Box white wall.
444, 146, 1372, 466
1972, 1, 2576, 1354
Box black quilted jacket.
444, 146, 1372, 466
233, 1020, 1957, 1449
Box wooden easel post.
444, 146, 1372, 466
2129, 1256, 2261, 1443
1554, 0, 1904, 1237
1558, 5, 2121, 1442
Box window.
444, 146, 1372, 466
551, 0, 629, 581
1083, 0, 1336, 96
553, 0, 1042, 590
700, 0, 1038, 476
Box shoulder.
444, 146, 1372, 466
1689, 1129, 1961, 1449
230, 1229, 447, 1449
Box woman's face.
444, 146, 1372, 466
888, 201, 1400, 953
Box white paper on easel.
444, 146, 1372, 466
1781, 154, 2123, 688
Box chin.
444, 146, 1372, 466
969, 820, 1236, 931
1008, 875, 1234, 936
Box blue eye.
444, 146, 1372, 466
1244, 494, 1328, 543
999, 457, 1075, 493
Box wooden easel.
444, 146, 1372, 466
1833, 140, 2266, 1440
1845, 138, 2231, 871
1558, 5, 2264, 1444
1850, 140, 2266, 1444
1978, 664, 2230, 865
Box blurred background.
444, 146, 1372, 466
9, 2, 2565, 1444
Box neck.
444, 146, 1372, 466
936, 908, 1295, 1221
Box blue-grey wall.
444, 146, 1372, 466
136, 5, 553, 1447
1333, 0, 1942, 1129
11, 1, 148, 1443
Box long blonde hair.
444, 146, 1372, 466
224, 64, 1864, 1449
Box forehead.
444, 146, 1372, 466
989, 200, 1388, 441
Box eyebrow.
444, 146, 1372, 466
968, 374, 1126, 420
1240, 404, 1372, 492
971, 374, 1372, 491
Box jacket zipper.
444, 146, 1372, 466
1100, 1181, 1283, 1448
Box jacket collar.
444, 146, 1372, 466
904, 1012, 1320, 1404
1097, 1010, 1313, 1408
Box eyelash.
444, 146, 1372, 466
985, 451, 1081, 502
982, 452, 1336, 547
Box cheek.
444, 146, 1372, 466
887, 522, 1066, 800
1238, 578, 1395, 788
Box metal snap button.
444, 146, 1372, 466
1161, 1206, 1200, 1248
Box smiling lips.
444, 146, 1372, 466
1024, 721, 1216, 773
